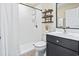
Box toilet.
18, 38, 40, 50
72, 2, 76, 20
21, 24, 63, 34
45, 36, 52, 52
33, 41, 46, 56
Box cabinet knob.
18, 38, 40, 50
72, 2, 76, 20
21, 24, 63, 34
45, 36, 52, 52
56, 40, 59, 43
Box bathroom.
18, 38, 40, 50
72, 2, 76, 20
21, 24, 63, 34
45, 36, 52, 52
0, 3, 79, 56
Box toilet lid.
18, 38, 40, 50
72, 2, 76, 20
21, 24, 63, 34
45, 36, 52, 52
34, 41, 46, 47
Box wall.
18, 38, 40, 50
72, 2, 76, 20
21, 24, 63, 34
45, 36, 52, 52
18, 4, 42, 54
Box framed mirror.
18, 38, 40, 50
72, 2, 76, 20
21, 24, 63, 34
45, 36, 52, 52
56, 3, 79, 29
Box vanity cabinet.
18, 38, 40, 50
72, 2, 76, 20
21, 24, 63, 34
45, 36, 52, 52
46, 34, 79, 56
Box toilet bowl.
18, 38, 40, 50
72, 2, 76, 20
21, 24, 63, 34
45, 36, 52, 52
33, 41, 46, 56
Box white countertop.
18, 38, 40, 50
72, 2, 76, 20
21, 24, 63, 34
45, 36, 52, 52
47, 32, 79, 41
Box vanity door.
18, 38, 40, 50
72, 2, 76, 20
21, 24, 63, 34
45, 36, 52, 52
47, 42, 78, 56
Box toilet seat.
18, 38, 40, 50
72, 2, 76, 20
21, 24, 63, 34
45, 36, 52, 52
33, 41, 46, 56
34, 41, 46, 48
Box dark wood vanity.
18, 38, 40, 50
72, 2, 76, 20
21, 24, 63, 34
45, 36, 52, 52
46, 34, 79, 56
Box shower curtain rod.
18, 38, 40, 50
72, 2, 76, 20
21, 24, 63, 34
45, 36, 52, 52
19, 3, 42, 11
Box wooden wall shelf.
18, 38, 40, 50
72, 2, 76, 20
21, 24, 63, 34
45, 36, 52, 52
42, 9, 53, 13
42, 21, 53, 23
42, 9, 53, 23
42, 15, 53, 18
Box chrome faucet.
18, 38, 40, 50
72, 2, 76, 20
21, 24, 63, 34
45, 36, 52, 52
63, 27, 66, 33
63, 18, 66, 33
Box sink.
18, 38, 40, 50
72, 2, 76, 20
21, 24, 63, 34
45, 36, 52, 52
47, 32, 79, 41
67, 33, 79, 37
65, 33, 79, 39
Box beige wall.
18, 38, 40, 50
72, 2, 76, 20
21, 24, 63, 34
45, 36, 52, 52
58, 3, 79, 18
42, 3, 55, 10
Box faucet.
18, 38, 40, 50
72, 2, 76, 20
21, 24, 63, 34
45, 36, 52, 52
63, 27, 66, 33
63, 17, 66, 33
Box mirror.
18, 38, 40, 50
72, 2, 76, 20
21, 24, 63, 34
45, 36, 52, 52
56, 3, 79, 29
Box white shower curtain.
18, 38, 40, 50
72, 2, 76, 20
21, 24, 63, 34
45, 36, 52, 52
1, 3, 19, 56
